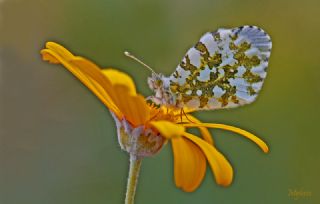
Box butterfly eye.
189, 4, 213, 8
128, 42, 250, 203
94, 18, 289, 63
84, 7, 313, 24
155, 79, 163, 87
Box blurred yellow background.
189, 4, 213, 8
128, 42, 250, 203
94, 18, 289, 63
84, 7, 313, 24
0, 0, 319, 203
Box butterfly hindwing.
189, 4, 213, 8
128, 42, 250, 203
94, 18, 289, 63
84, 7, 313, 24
168, 25, 272, 110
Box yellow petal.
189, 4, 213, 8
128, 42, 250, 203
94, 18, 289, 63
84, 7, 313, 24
102, 69, 136, 95
149, 121, 185, 139
111, 84, 150, 126
42, 41, 74, 63
41, 42, 129, 119
183, 123, 269, 153
171, 136, 206, 192
183, 132, 233, 186
70, 57, 113, 91
41, 49, 120, 117
181, 114, 214, 145
69, 58, 151, 126
71, 58, 150, 126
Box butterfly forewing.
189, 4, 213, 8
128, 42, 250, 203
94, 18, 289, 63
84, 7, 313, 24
169, 25, 272, 110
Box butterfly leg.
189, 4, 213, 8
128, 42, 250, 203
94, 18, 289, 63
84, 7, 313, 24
180, 108, 195, 123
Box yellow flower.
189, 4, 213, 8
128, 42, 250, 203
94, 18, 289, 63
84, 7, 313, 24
41, 42, 269, 192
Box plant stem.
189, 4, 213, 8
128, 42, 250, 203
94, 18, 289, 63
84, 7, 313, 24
125, 154, 142, 204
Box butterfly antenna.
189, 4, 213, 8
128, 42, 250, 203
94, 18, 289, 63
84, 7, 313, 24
124, 51, 157, 75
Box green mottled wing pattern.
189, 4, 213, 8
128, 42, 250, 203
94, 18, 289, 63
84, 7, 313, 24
169, 25, 272, 110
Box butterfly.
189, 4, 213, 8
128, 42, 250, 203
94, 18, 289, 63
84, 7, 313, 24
129, 25, 272, 112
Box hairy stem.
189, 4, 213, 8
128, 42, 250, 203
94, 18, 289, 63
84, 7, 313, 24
125, 154, 142, 204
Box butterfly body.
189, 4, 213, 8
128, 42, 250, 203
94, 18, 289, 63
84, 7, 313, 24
148, 25, 272, 111
148, 73, 176, 107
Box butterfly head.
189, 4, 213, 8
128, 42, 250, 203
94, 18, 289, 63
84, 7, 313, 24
148, 73, 163, 90
147, 73, 175, 106
123, 51, 175, 106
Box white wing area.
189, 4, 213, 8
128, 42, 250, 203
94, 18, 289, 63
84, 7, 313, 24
168, 25, 272, 110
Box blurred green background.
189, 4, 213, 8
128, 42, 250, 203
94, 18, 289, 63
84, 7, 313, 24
0, 0, 319, 203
